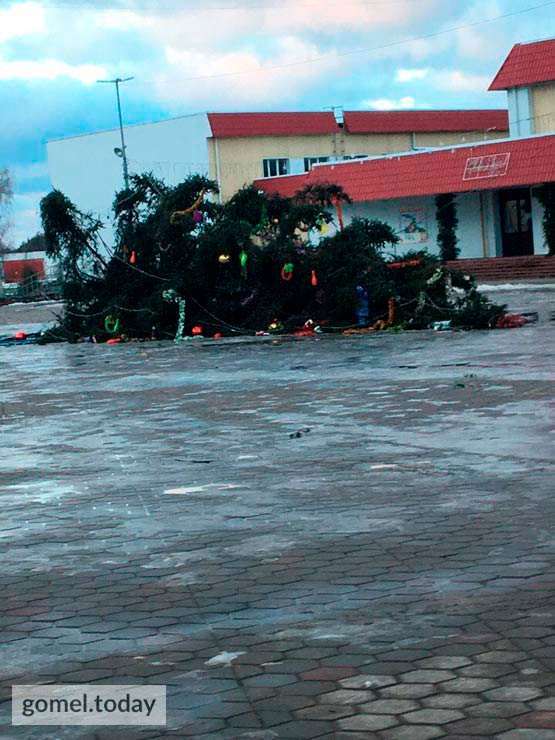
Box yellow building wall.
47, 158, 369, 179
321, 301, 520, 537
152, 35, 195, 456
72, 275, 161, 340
341, 133, 411, 156
531, 82, 555, 133
209, 128, 509, 201
209, 134, 338, 201
414, 130, 506, 147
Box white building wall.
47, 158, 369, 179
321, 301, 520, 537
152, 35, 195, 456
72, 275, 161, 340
342, 192, 486, 259
47, 113, 211, 240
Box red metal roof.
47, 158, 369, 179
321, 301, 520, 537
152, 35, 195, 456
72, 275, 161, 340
255, 134, 555, 203
208, 109, 508, 138
343, 109, 508, 134
208, 112, 338, 138
489, 39, 555, 90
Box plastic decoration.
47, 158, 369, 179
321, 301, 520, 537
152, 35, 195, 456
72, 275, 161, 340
281, 262, 294, 281
387, 297, 397, 326
319, 222, 329, 234
193, 209, 203, 224
333, 198, 345, 231
104, 315, 121, 334
239, 250, 248, 278
496, 314, 527, 329
311, 270, 318, 287
356, 285, 369, 326
268, 319, 284, 333
192, 325, 203, 335
170, 189, 206, 224
129, 250, 137, 265
176, 299, 186, 342
218, 253, 231, 264
163, 289, 187, 343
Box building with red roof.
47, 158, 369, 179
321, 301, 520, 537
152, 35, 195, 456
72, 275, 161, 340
489, 39, 555, 138
255, 134, 554, 259
206, 108, 509, 201
254, 40, 555, 263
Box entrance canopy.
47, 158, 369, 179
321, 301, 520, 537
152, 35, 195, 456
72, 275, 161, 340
255, 134, 555, 203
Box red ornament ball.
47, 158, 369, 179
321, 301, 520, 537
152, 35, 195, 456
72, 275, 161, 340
192, 325, 203, 335
15, 331, 27, 340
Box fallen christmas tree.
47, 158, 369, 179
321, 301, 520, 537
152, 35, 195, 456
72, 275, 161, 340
39, 173, 506, 343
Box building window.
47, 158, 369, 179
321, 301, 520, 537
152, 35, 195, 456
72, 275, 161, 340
263, 158, 290, 178
304, 157, 329, 172
343, 154, 367, 160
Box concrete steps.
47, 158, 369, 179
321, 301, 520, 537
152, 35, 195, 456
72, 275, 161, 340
445, 255, 555, 283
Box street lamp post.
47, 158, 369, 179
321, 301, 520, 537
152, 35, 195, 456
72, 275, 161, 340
97, 77, 134, 190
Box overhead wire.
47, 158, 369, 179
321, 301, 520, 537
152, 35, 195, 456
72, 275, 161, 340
34, 1, 555, 84
134, 1, 555, 83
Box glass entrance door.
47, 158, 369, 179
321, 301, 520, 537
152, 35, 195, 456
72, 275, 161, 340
499, 188, 534, 257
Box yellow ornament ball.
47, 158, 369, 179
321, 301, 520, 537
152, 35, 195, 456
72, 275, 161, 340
218, 254, 231, 264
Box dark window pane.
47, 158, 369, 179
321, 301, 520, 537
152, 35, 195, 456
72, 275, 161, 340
278, 159, 289, 175
520, 200, 532, 231
504, 201, 519, 233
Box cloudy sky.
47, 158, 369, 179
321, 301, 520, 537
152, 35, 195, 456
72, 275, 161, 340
1, 0, 554, 246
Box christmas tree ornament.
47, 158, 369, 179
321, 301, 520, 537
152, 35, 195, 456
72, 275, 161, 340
319, 221, 329, 234
170, 188, 206, 224
387, 297, 397, 326
311, 270, 318, 287
129, 250, 137, 265
193, 209, 203, 224
239, 250, 248, 278
218, 253, 231, 264
104, 315, 121, 334
268, 319, 284, 333
281, 262, 294, 281
333, 197, 345, 231
192, 325, 203, 336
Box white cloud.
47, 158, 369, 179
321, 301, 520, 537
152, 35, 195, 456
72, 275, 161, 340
0, 2, 45, 44
0, 59, 107, 85
396, 68, 430, 83
363, 96, 419, 111
97, 0, 441, 39
156, 36, 342, 108
430, 70, 492, 93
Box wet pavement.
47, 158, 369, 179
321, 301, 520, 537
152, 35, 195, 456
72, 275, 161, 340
1, 323, 554, 739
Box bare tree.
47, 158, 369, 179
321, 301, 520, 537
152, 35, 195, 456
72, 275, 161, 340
0, 168, 13, 254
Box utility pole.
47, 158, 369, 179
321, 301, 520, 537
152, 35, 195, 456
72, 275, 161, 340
97, 77, 134, 189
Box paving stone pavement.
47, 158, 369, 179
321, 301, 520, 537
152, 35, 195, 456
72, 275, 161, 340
0, 325, 554, 739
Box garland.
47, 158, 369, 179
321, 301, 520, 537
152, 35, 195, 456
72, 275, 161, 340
535, 183, 555, 256
435, 193, 459, 261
